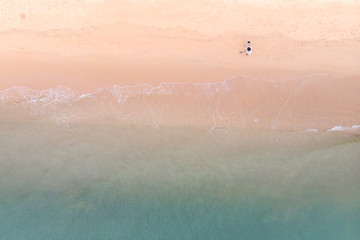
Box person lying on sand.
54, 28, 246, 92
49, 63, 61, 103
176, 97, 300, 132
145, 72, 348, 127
239, 43, 253, 55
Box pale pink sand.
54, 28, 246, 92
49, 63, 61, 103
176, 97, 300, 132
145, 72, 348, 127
0, 0, 359, 89
0, 0, 359, 129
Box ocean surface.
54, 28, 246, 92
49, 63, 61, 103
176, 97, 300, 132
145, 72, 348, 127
1, 74, 360, 239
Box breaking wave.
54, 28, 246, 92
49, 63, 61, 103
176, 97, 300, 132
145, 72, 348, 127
1, 74, 359, 131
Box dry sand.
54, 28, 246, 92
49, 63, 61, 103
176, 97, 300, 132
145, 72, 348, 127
0, 0, 359, 90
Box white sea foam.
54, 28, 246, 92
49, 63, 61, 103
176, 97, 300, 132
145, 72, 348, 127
305, 129, 319, 132
328, 125, 360, 132
0, 74, 359, 131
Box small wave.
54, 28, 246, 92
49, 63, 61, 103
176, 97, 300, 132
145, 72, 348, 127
305, 129, 319, 132
0, 74, 359, 131
328, 125, 360, 132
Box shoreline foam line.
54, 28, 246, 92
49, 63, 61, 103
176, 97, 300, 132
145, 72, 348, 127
0, 73, 359, 131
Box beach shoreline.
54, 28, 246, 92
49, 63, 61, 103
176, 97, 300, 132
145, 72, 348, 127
1, 2, 360, 239
0, 0, 359, 130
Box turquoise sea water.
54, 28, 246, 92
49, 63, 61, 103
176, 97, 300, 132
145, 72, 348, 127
0, 123, 359, 239
1, 75, 360, 239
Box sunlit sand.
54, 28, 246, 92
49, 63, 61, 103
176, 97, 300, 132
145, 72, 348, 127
0, 1, 359, 239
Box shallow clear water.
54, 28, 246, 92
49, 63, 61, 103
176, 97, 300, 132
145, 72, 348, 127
1, 74, 360, 239
0, 122, 359, 239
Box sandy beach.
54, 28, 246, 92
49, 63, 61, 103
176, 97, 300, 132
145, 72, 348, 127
1, 0, 359, 130
0, 0, 359, 90
1, 2, 360, 239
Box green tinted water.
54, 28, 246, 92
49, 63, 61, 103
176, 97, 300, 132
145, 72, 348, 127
0, 123, 359, 239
